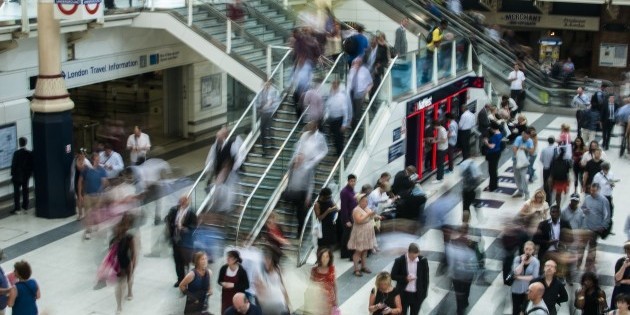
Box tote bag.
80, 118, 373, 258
515, 149, 530, 169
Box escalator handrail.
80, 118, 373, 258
295, 55, 400, 266
187, 48, 294, 204
235, 53, 347, 243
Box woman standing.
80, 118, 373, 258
314, 187, 338, 252
255, 247, 290, 315
347, 194, 379, 277
112, 213, 137, 314
484, 123, 504, 192
180, 252, 212, 315
572, 136, 586, 193
511, 241, 540, 315
575, 272, 607, 315
309, 248, 338, 315
518, 189, 549, 237
368, 272, 402, 315
612, 242, 630, 309
8, 260, 40, 315
218, 250, 249, 314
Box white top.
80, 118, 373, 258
99, 151, 125, 178
459, 110, 476, 130
367, 189, 389, 212
126, 132, 151, 163
325, 86, 351, 127
549, 220, 560, 251
592, 170, 616, 197
437, 126, 448, 151
348, 65, 373, 99
508, 70, 526, 90
572, 93, 590, 110
405, 253, 419, 293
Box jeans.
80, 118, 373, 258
511, 293, 527, 315
527, 154, 537, 181
486, 152, 500, 191
513, 160, 529, 197
436, 149, 447, 180
453, 279, 472, 315
447, 144, 456, 171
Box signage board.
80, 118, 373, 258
0, 123, 17, 170
484, 12, 599, 31
393, 127, 402, 142
406, 76, 483, 115
388, 140, 405, 163
54, 0, 103, 20
599, 43, 628, 68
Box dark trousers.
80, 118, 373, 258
542, 168, 552, 205
458, 130, 471, 160
486, 152, 500, 191
351, 96, 364, 130
289, 190, 308, 235
259, 111, 273, 153
452, 279, 472, 315
603, 119, 615, 149
13, 180, 29, 210
172, 244, 189, 283
576, 110, 583, 138
511, 293, 527, 315
510, 89, 524, 113
436, 149, 446, 180
401, 291, 422, 315
104, 0, 115, 8
339, 224, 353, 259
462, 190, 476, 212
447, 144, 456, 171
327, 117, 344, 156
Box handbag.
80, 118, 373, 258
312, 219, 323, 239
515, 149, 530, 169
504, 270, 516, 286
97, 243, 120, 285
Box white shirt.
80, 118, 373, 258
99, 151, 125, 178
549, 220, 560, 251
572, 93, 590, 110
126, 132, 151, 163
459, 110, 476, 130
437, 126, 448, 151
325, 86, 351, 127
508, 70, 526, 90
405, 254, 419, 293
348, 65, 373, 99
368, 189, 389, 212
592, 170, 615, 197
448, 120, 458, 146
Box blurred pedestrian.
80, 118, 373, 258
572, 137, 587, 193
527, 127, 539, 183
227, 0, 245, 38
256, 79, 281, 156
529, 259, 568, 315
539, 136, 557, 205
205, 127, 245, 186
446, 113, 458, 172
512, 129, 534, 199
518, 189, 550, 237
391, 243, 428, 315
112, 213, 137, 314
511, 241, 540, 315
302, 78, 325, 126
394, 18, 408, 57
460, 159, 483, 221
348, 57, 373, 129
325, 80, 350, 156
219, 250, 250, 314
446, 236, 478, 315
367, 272, 402, 315
592, 161, 616, 223
7, 260, 40, 315
572, 87, 590, 138
255, 247, 290, 315
549, 147, 572, 205
348, 193, 378, 277
307, 248, 338, 315
10, 137, 33, 215
166, 196, 198, 287
78, 153, 109, 240
458, 105, 476, 160
582, 183, 611, 272
483, 123, 503, 192
126, 126, 151, 165
179, 252, 212, 315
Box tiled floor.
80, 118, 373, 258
2, 111, 630, 315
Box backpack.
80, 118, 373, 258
425, 26, 439, 43
343, 35, 359, 55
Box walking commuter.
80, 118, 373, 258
339, 174, 357, 259
256, 79, 281, 156
458, 105, 476, 160
483, 123, 503, 192
525, 282, 550, 315
430, 120, 448, 184
572, 87, 590, 138
10, 137, 33, 215
254, 247, 290, 315
112, 213, 137, 314
592, 161, 616, 234
539, 137, 557, 205
390, 243, 429, 315
527, 127, 539, 183
549, 147, 572, 206
78, 153, 108, 240
166, 196, 198, 288
325, 80, 350, 156
572, 137, 587, 193
394, 18, 408, 57
307, 248, 338, 315
446, 236, 478, 315
581, 105, 601, 145
302, 79, 325, 126
508, 63, 526, 113
582, 148, 604, 193
460, 159, 483, 220
602, 95, 619, 151
345, 24, 369, 67
347, 58, 373, 129
582, 183, 611, 272
512, 130, 535, 199
126, 126, 151, 165
446, 113, 458, 172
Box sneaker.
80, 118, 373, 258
431, 179, 444, 184
512, 192, 523, 198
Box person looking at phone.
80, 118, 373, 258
592, 162, 616, 220
611, 242, 630, 309
511, 241, 540, 315
368, 272, 402, 315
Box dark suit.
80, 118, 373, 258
165, 206, 198, 283
391, 254, 429, 315
11, 147, 33, 211
590, 90, 606, 110
532, 218, 572, 266
601, 102, 618, 150
477, 107, 491, 137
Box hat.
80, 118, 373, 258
570, 194, 580, 202
355, 193, 367, 202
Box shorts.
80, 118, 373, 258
553, 180, 569, 193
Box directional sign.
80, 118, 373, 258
483, 186, 517, 195
474, 199, 505, 209
498, 176, 516, 184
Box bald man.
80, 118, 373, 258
530, 259, 568, 315
526, 282, 549, 314
224, 292, 262, 315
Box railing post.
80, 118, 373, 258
387, 70, 393, 106
151, 0, 156, 11
363, 112, 370, 146
226, 20, 232, 54
478, 63, 483, 77
279, 62, 285, 90
187, 0, 193, 27
251, 101, 257, 131
451, 41, 457, 78
21, 1, 29, 34
467, 41, 473, 72
432, 49, 438, 85
266, 45, 272, 78
411, 52, 417, 94
283, 0, 288, 9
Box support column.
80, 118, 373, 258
31, 0, 76, 218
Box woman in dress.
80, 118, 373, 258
612, 242, 630, 309
255, 247, 290, 315
610, 294, 630, 314
180, 252, 212, 315
112, 213, 137, 315
368, 272, 402, 315
572, 136, 586, 193
511, 241, 540, 315
348, 193, 379, 277
218, 250, 249, 314
518, 189, 549, 237
308, 248, 338, 315
314, 187, 338, 252
8, 260, 40, 315
575, 271, 607, 315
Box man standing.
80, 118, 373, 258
78, 153, 108, 239
539, 137, 557, 205
458, 105, 476, 160
592, 162, 616, 234
166, 196, 198, 287
126, 126, 151, 165
10, 137, 33, 215
325, 80, 350, 157
99, 143, 124, 179
394, 18, 408, 57
601, 95, 618, 151
530, 260, 569, 315
339, 174, 357, 259
512, 130, 534, 199
507, 63, 526, 113
476, 103, 491, 138
532, 205, 571, 267
571, 87, 590, 138
582, 183, 611, 272
525, 282, 550, 315
391, 243, 429, 315
430, 120, 448, 184
446, 113, 458, 173
348, 58, 373, 129
256, 79, 280, 156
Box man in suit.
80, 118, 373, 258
10, 137, 33, 214
394, 18, 408, 57
601, 95, 618, 150
532, 205, 572, 271
477, 103, 491, 137
391, 243, 429, 315
166, 196, 198, 287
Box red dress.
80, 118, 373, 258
221, 272, 238, 314
310, 265, 337, 312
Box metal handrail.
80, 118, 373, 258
186, 48, 294, 202
235, 53, 346, 244
295, 55, 399, 266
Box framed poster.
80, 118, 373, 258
200, 73, 222, 109
599, 43, 628, 68
0, 123, 17, 170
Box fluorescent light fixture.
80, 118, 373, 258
611, 0, 630, 5
537, 0, 605, 3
